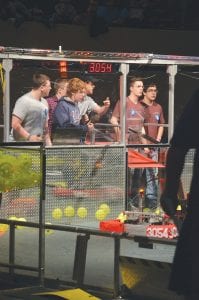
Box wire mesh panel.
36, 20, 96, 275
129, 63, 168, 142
0, 146, 41, 222
45, 146, 126, 228
180, 149, 194, 198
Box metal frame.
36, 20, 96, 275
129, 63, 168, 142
2, 46, 199, 142
0, 142, 46, 284
0, 218, 176, 298
0, 141, 126, 297
0, 46, 199, 297
0, 218, 123, 297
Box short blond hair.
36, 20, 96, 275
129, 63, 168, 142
54, 78, 68, 93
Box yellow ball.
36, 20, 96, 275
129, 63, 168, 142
77, 207, 87, 218
16, 217, 27, 229
143, 208, 150, 213
99, 203, 110, 215
155, 208, 161, 215
8, 216, 18, 228
52, 208, 63, 219
117, 212, 127, 223
64, 206, 75, 217
95, 209, 107, 221
8, 216, 17, 221
0, 223, 9, 232
18, 217, 26, 222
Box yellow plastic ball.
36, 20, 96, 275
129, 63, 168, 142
64, 206, 75, 217
16, 217, 27, 229
155, 208, 161, 215
8, 216, 18, 221
0, 223, 9, 232
77, 207, 87, 218
117, 212, 127, 223
99, 203, 110, 215
52, 208, 63, 219
8, 216, 18, 228
95, 209, 107, 221
143, 208, 150, 213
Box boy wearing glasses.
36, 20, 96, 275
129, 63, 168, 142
141, 83, 165, 209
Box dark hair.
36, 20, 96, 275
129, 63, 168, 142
84, 76, 98, 84
32, 73, 50, 89
129, 76, 143, 87
143, 83, 157, 93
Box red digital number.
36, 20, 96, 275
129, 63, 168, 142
88, 63, 112, 73
95, 63, 101, 72
89, 62, 95, 72
100, 63, 106, 72
106, 63, 112, 72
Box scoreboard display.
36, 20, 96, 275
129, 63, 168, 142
88, 62, 113, 73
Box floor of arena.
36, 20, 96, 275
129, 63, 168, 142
0, 226, 185, 300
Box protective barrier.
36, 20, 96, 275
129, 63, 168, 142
0, 143, 194, 299
45, 145, 126, 227
0, 145, 41, 221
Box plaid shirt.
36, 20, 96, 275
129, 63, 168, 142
47, 95, 59, 136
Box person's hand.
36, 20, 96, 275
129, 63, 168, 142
87, 122, 94, 132
29, 135, 42, 142
160, 193, 178, 217
103, 97, 110, 107
144, 147, 150, 154
160, 193, 181, 232
81, 114, 89, 124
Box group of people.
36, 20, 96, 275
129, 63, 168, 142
110, 77, 165, 209
110, 76, 164, 144
10, 74, 111, 146
11, 73, 164, 146
11, 73, 165, 209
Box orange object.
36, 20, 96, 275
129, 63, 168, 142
6, 197, 37, 215
128, 149, 165, 168
9, 197, 36, 206
100, 219, 124, 233
59, 61, 68, 78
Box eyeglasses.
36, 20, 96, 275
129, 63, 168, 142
146, 89, 158, 93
